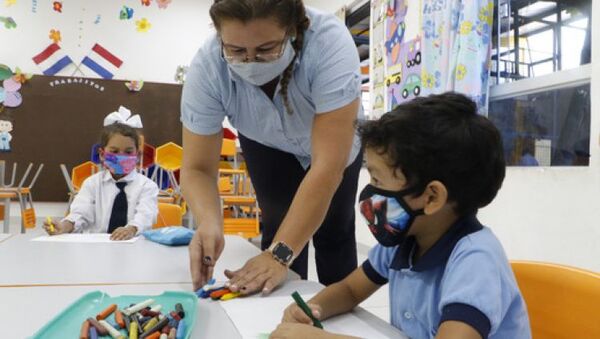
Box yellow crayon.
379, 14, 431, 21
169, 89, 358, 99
220, 292, 241, 301
46, 216, 55, 233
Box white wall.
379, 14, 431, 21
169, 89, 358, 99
355, 1, 600, 273
0, 0, 213, 84
304, 0, 355, 13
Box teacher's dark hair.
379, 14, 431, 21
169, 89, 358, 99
210, 0, 310, 115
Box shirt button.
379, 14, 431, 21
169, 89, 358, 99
404, 311, 412, 319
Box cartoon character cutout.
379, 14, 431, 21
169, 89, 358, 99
0, 119, 13, 152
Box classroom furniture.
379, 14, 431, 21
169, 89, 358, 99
59, 164, 78, 211
71, 161, 98, 191
219, 169, 260, 239
511, 260, 600, 338
0, 280, 406, 339
0, 162, 44, 233
152, 202, 183, 228
0, 233, 264, 287
220, 138, 238, 169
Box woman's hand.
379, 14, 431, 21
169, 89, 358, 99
225, 251, 288, 295
43, 218, 74, 235
110, 225, 138, 241
190, 225, 225, 290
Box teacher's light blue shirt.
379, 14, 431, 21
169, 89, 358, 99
181, 7, 363, 169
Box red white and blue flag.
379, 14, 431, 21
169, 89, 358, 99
80, 43, 123, 79
32, 43, 74, 76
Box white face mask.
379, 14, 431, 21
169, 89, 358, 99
227, 39, 296, 86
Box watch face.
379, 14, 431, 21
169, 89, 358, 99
273, 243, 293, 262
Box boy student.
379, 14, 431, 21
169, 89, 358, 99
271, 93, 531, 339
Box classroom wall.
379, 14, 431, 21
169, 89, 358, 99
354, 1, 600, 273
0, 0, 212, 84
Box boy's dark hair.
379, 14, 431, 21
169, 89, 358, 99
358, 92, 505, 215
100, 123, 141, 150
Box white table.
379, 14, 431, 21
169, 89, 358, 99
0, 280, 406, 339
0, 234, 262, 287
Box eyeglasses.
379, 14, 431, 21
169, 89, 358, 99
222, 37, 288, 64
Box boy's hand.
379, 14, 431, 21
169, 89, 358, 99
110, 225, 137, 241
282, 302, 322, 325
270, 323, 336, 339
43, 219, 74, 235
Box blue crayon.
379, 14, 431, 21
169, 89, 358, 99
89, 326, 98, 339
176, 320, 186, 339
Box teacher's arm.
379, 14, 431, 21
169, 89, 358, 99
226, 98, 360, 294
181, 127, 225, 290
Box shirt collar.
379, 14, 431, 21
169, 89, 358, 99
102, 169, 138, 184
390, 214, 483, 272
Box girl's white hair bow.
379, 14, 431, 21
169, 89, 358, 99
103, 106, 143, 128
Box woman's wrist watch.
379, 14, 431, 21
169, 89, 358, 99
268, 241, 294, 266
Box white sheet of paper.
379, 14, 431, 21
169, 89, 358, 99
31, 234, 140, 243
221, 293, 392, 339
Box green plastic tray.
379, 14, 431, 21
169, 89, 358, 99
31, 290, 198, 339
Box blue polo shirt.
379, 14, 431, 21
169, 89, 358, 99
181, 7, 363, 169
363, 215, 531, 338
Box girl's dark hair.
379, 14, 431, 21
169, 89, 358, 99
357, 93, 506, 216
100, 123, 140, 150
210, 0, 310, 114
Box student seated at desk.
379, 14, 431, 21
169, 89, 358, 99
272, 93, 531, 339
43, 122, 159, 241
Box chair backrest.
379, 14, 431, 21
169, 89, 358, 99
511, 260, 600, 339
153, 203, 183, 229
71, 161, 98, 190
60, 164, 77, 194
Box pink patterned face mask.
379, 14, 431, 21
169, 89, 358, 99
103, 152, 138, 175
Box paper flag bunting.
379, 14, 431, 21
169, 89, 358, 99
136, 18, 151, 32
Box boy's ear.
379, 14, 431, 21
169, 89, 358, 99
422, 180, 448, 215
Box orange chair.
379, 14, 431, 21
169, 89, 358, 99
511, 261, 600, 339
153, 203, 183, 229
71, 161, 98, 191
220, 139, 238, 169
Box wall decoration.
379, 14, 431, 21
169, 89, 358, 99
0, 16, 17, 29
48, 77, 105, 92
49, 29, 61, 43
2, 78, 23, 108
31, 0, 37, 12
0, 86, 4, 103
136, 18, 151, 32
13, 67, 33, 84
52, 1, 62, 13
32, 43, 74, 76
385, 0, 407, 71
125, 80, 144, 92
119, 6, 134, 20
0, 119, 13, 153
0, 64, 12, 80
79, 43, 123, 80
174, 65, 187, 84
94, 15, 101, 24
141, 0, 151, 6
4, 0, 16, 7
157, 0, 171, 9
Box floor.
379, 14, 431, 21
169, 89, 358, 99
2, 194, 390, 322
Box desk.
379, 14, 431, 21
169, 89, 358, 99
0, 280, 406, 339
0, 234, 262, 287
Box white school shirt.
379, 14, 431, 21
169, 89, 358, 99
63, 170, 159, 234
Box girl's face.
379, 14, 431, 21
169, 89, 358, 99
102, 133, 138, 156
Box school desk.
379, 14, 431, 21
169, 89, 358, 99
0, 280, 407, 339
0, 233, 268, 287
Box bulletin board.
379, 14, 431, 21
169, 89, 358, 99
0, 75, 182, 201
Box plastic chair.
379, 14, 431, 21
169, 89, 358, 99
511, 260, 600, 338
221, 139, 238, 169
72, 161, 98, 191
152, 203, 183, 229
218, 168, 260, 239
60, 164, 78, 211
0, 162, 44, 232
